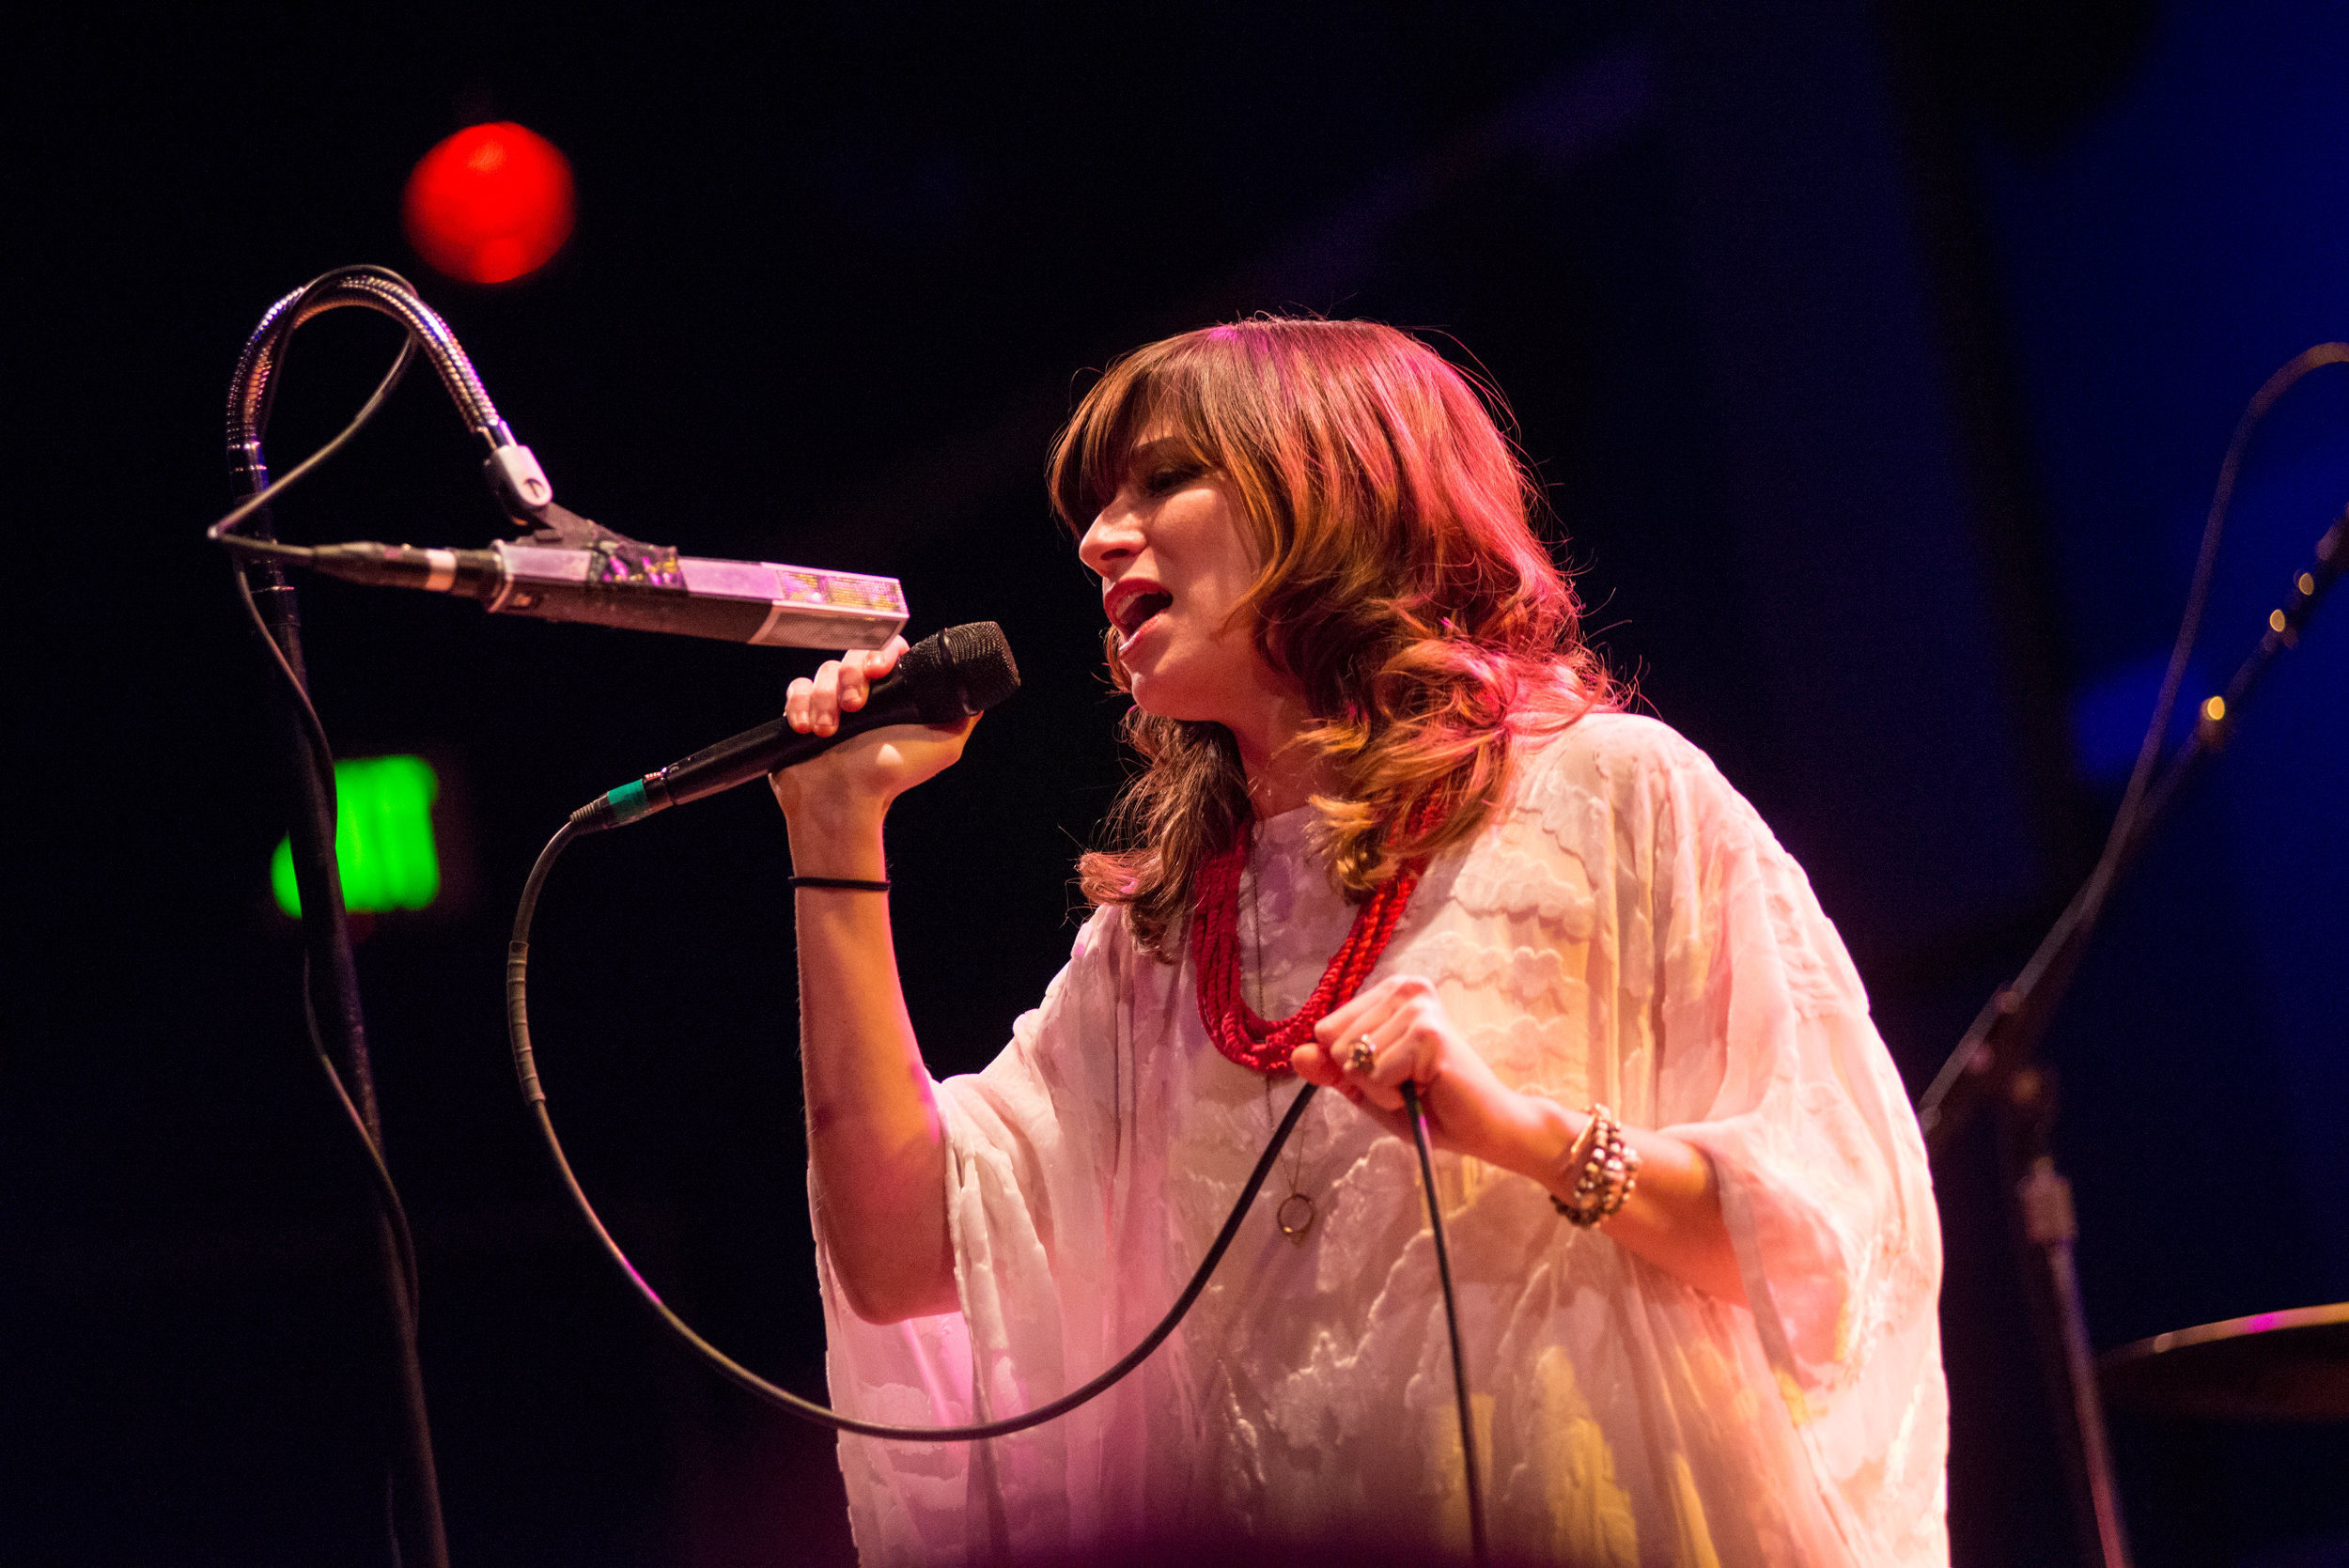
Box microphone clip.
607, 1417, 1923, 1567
484, 441, 554, 521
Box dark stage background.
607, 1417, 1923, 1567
8, 2, 2343, 1564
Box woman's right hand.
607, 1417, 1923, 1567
768, 636, 976, 832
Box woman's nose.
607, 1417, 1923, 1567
1078, 505, 1141, 575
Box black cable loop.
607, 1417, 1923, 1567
510, 809, 1484, 1525
509, 814, 1325, 1440
211, 297, 424, 872
214, 271, 449, 553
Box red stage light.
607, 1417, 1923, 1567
402, 122, 575, 286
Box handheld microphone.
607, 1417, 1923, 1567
572, 622, 1019, 831
303, 504, 908, 651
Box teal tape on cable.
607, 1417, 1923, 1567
606, 779, 651, 824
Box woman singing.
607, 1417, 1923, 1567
770, 319, 1947, 1566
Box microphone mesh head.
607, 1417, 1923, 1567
903, 621, 1020, 723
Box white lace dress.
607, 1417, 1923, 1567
813, 712, 1948, 1566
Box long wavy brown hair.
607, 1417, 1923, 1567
1050, 318, 1613, 960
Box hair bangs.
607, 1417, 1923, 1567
1052, 338, 1252, 535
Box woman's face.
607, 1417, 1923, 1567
1078, 433, 1290, 734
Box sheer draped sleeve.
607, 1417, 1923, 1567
1552, 718, 1948, 1565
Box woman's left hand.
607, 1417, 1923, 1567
1295, 973, 1750, 1305
1292, 974, 1540, 1171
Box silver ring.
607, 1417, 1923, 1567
1346, 1038, 1377, 1075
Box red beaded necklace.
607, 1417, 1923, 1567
1192, 800, 1437, 1075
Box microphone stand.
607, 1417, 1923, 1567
223, 267, 542, 1568
241, 529, 449, 1568
1917, 505, 2346, 1568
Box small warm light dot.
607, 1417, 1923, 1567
402, 122, 575, 285
2269, 608, 2288, 632
2299, 572, 2318, 596
2200, 694, 2227, 724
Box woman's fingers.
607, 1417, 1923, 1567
1318, 980, 1400, 1098
811, 661, 850, 734
860, 634, 910, 683
1314, 975, 1446, 1111
787, 636, 910, 736
1292, 1037, 1383, 1114
770, 635, 963, 824
1289, 1039, 1339, 1087
1315, 974, 1405, 1060
835, 634, 909, 716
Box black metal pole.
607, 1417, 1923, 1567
2001, 1070, 2133, 1568
240, 532, 450, 1568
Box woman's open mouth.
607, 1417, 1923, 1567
1107, 583, 1174, 641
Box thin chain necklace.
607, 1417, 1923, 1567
1246, 839, 1317, 1242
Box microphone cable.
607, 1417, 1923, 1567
211, 267, 430, 1292
1402, 1080, 1486, 1565
303, 955, 422, 1322
508, 803, 1493, 1564
508, 806, 1319, 1441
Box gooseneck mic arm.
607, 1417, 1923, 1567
226, 263, 551, 517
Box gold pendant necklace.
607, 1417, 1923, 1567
1252, 831, 1315, 1243
1268, 1075, 1315, 1240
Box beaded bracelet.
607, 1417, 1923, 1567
1549, 1102, 1642, 1227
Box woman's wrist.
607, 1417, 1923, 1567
781, 800, 890, 881
1499, 1089, 1588, 1199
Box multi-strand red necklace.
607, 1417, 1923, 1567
1191, 800, 1437, 1075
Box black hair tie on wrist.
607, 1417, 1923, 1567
787, 876, 892, 893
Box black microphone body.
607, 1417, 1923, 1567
574, 622, 1019, 831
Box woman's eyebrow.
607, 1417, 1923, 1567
1126, 436, 1192, 466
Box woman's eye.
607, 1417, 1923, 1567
1143, 465, 1197, 496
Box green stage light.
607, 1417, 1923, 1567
272, 756, 443, 918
